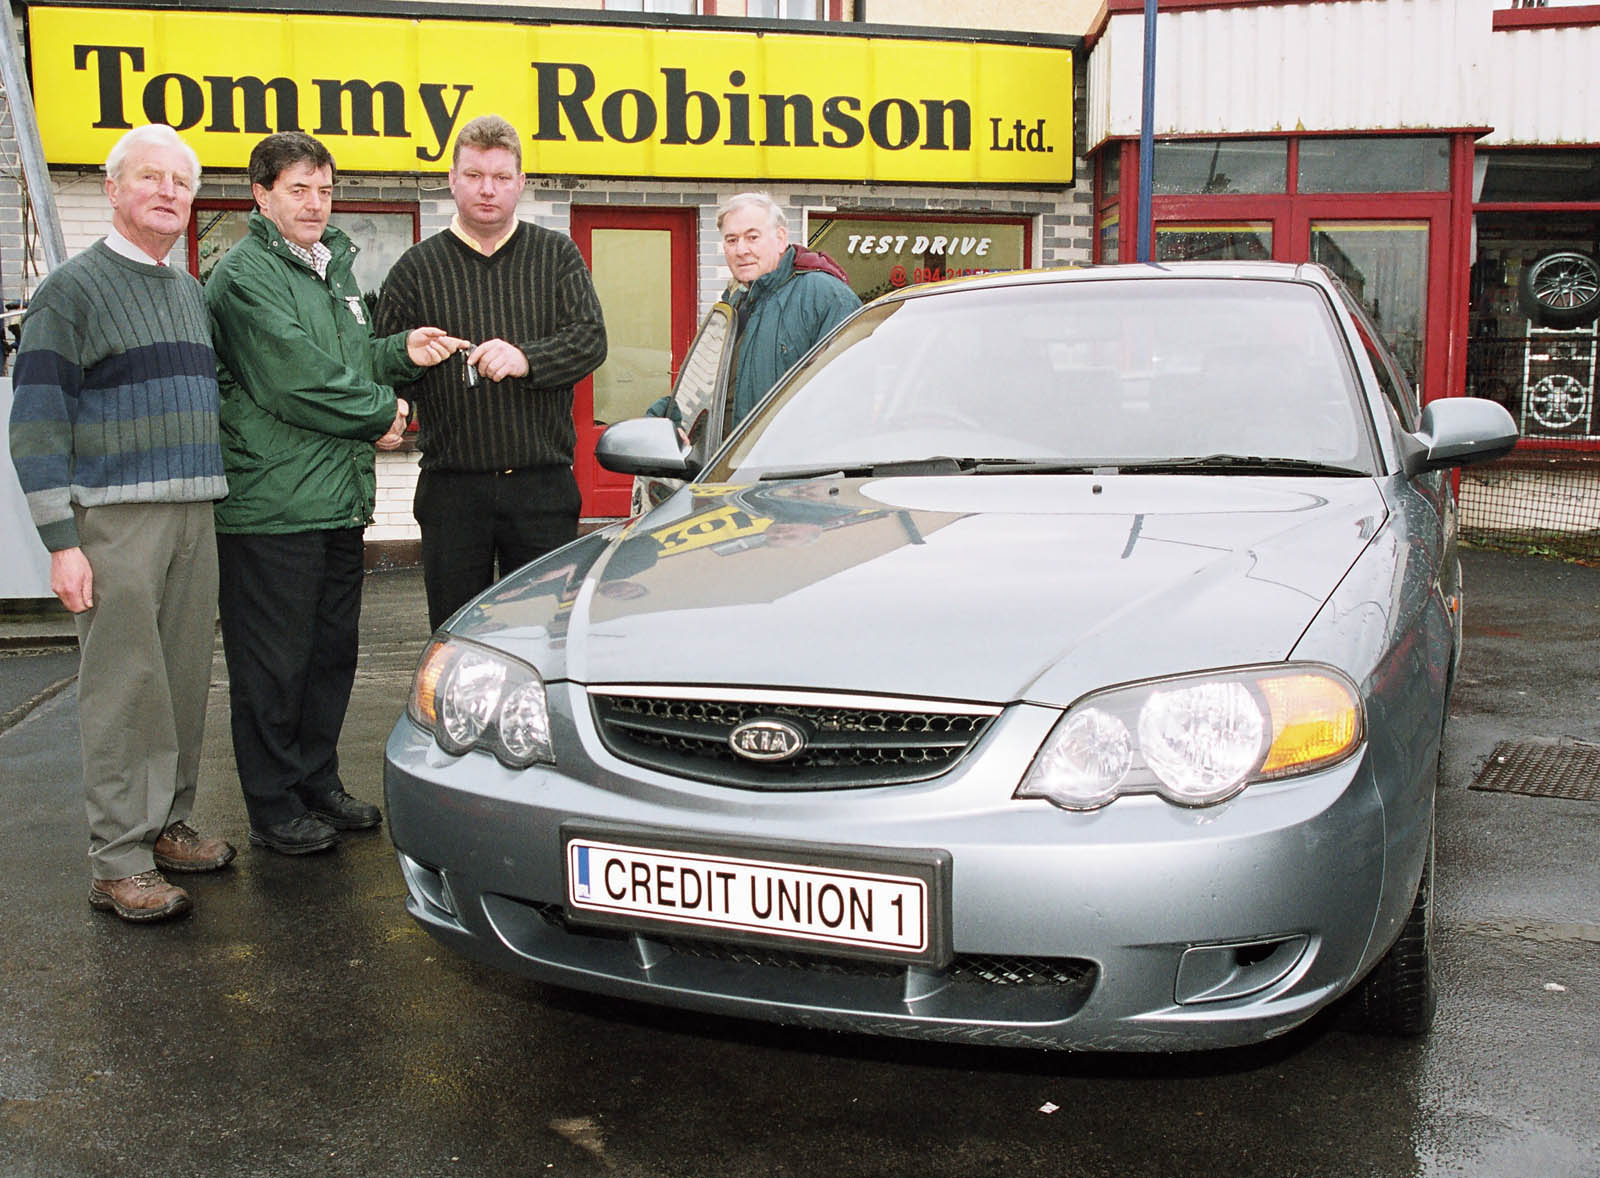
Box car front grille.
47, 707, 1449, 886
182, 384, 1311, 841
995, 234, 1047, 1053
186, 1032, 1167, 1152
665, 938, 1095, 992
588, 686, 999, 790
528, 902, 1095, 994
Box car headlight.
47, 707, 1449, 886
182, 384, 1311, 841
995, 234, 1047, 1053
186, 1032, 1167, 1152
407, 637, 554, 768
1016, 665, 1362, 811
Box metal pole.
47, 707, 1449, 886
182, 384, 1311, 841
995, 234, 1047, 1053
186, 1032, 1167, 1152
1136, 0, 1158, 264
0, 4, 68, 276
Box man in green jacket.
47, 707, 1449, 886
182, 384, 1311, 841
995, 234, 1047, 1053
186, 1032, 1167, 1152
647, 193, 858, 436
206, 132, 463, 856
719, 193, 859, 426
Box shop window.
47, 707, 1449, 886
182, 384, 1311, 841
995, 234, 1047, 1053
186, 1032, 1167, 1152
604, 0, 700, 12
1098, 209, 1120, 265
1481, 150, 1600, 204
746, 0, 831, 16
806, 214, 1030, 303
1469, 211, 1600, 441
1298, 137, 1449, 194
604, 0, 837, 13
1095, 145, 1121, 262
1155, 222, 1272, 263
1153, 139, 1286, 195
193, 203, 419, 306
1337, 285, 1420, 430
1310, 220, 1429, 386
1101, 147, 1120, 200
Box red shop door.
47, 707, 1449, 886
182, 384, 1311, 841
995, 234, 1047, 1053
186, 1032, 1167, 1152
570, 207, 698, 518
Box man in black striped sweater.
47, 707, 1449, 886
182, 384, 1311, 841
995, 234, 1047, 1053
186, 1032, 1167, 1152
376, 115, 607, 630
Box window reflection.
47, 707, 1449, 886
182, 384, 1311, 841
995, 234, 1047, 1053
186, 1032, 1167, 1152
1298, 137, 1449, 194
194, 204, 415, 302
1156, 223, 1272, 262
717, 280, 1372, 478
1153, 140, 1287, 195
1311, 221, 1429, 385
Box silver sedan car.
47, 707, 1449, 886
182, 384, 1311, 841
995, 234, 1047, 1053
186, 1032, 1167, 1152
384, 262, 1517, 1051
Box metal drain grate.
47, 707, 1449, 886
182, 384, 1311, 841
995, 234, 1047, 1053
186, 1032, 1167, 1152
1470, 739, 1600, 801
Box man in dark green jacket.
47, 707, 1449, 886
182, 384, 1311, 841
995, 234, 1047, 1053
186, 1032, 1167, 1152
647, 193, 858, 435
718, 193, 860, 427
206, 131, 463, 856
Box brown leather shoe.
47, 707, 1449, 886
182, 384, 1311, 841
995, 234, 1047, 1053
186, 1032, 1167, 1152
89, 870, 192, 922
154, 820, 237, 873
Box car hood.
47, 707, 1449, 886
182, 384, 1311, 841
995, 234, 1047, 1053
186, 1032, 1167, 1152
453, 476, 1387, 708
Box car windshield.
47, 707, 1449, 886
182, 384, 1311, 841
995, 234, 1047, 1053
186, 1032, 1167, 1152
709, 277, 1377, 481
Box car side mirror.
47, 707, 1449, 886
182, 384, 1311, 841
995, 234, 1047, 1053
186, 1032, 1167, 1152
1402, 397, 1519, 477
596, 416, 697, 479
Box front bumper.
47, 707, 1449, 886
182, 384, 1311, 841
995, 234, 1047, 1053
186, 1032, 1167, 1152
385, 685, 1396, 1052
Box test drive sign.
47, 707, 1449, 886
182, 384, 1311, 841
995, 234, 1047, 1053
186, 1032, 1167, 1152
27, 6, 1075, 185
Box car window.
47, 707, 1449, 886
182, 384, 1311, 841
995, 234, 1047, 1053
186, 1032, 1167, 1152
1336, 283, 1421, 431
711, 277, 1377, 479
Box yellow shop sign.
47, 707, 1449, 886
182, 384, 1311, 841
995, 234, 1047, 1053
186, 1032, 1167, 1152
28, 6, 1074, 185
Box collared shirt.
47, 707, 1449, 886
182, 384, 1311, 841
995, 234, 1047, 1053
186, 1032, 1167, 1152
104, 227, 172, 267
449, 214, 519, 257
284, 237, 333, 281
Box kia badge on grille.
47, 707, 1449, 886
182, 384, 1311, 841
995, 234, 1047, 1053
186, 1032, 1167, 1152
729, 718, 806, 762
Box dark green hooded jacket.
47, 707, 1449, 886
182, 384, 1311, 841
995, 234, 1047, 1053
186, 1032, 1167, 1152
206, 212, 418, 534
726, 245, 860, 425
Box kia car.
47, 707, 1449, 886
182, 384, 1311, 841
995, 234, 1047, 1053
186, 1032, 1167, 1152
384, 262, 1517, 1051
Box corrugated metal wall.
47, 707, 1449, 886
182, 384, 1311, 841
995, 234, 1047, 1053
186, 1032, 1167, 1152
1086, 0, 1497, 150
1480, 22, 1600, 146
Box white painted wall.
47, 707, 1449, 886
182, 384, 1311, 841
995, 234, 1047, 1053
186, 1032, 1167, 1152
1481, 20, 1600, 145
1086, 0, 1499, 149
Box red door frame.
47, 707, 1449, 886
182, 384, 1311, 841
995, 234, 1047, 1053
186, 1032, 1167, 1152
569, 206, 699, 518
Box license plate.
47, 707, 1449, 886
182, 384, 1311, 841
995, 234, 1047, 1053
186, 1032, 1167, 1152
564, 834, 937, 962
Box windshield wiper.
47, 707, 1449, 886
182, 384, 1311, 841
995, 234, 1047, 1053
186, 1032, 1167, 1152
967, 459, 1107, 475
1109, 454, 1369, 477
755, 454, 1366, 480
756, 456, 980, 481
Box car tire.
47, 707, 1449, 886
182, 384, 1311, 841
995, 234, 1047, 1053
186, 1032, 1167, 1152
1520, 250, 1600, 329
1346, 825, 1437, 1037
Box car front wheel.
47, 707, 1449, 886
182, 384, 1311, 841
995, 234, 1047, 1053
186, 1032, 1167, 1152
1345, 825, 1437, 1037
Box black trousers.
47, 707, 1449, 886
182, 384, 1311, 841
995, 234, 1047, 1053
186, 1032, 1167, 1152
215, 528, 364, 827
414, 464, 581, 631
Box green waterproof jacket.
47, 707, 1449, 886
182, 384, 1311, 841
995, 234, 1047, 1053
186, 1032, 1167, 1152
727, 245, 861, 425
206, 212, 418, 534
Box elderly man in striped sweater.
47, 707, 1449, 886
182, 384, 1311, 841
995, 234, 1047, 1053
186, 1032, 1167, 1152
9, 124, 235, 923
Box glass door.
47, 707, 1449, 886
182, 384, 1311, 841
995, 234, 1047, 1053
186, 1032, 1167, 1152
570, 207, 698, 517
1307, 219, 1431, 387
1291, 203, 1452, 398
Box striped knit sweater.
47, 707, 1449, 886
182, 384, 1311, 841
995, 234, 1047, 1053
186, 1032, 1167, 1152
374, 222, 607, 472
8, 241, 226, 552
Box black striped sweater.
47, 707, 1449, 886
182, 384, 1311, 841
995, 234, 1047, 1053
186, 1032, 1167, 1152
374, 222, 607, 472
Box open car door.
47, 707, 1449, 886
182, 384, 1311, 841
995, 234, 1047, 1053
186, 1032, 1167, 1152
631, 301, 735, 514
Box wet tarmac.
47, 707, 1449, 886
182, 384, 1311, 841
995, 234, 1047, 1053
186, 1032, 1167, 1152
1, 550, 1596, 1178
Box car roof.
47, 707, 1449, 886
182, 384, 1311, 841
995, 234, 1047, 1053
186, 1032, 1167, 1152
873, 260, 1336, 306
